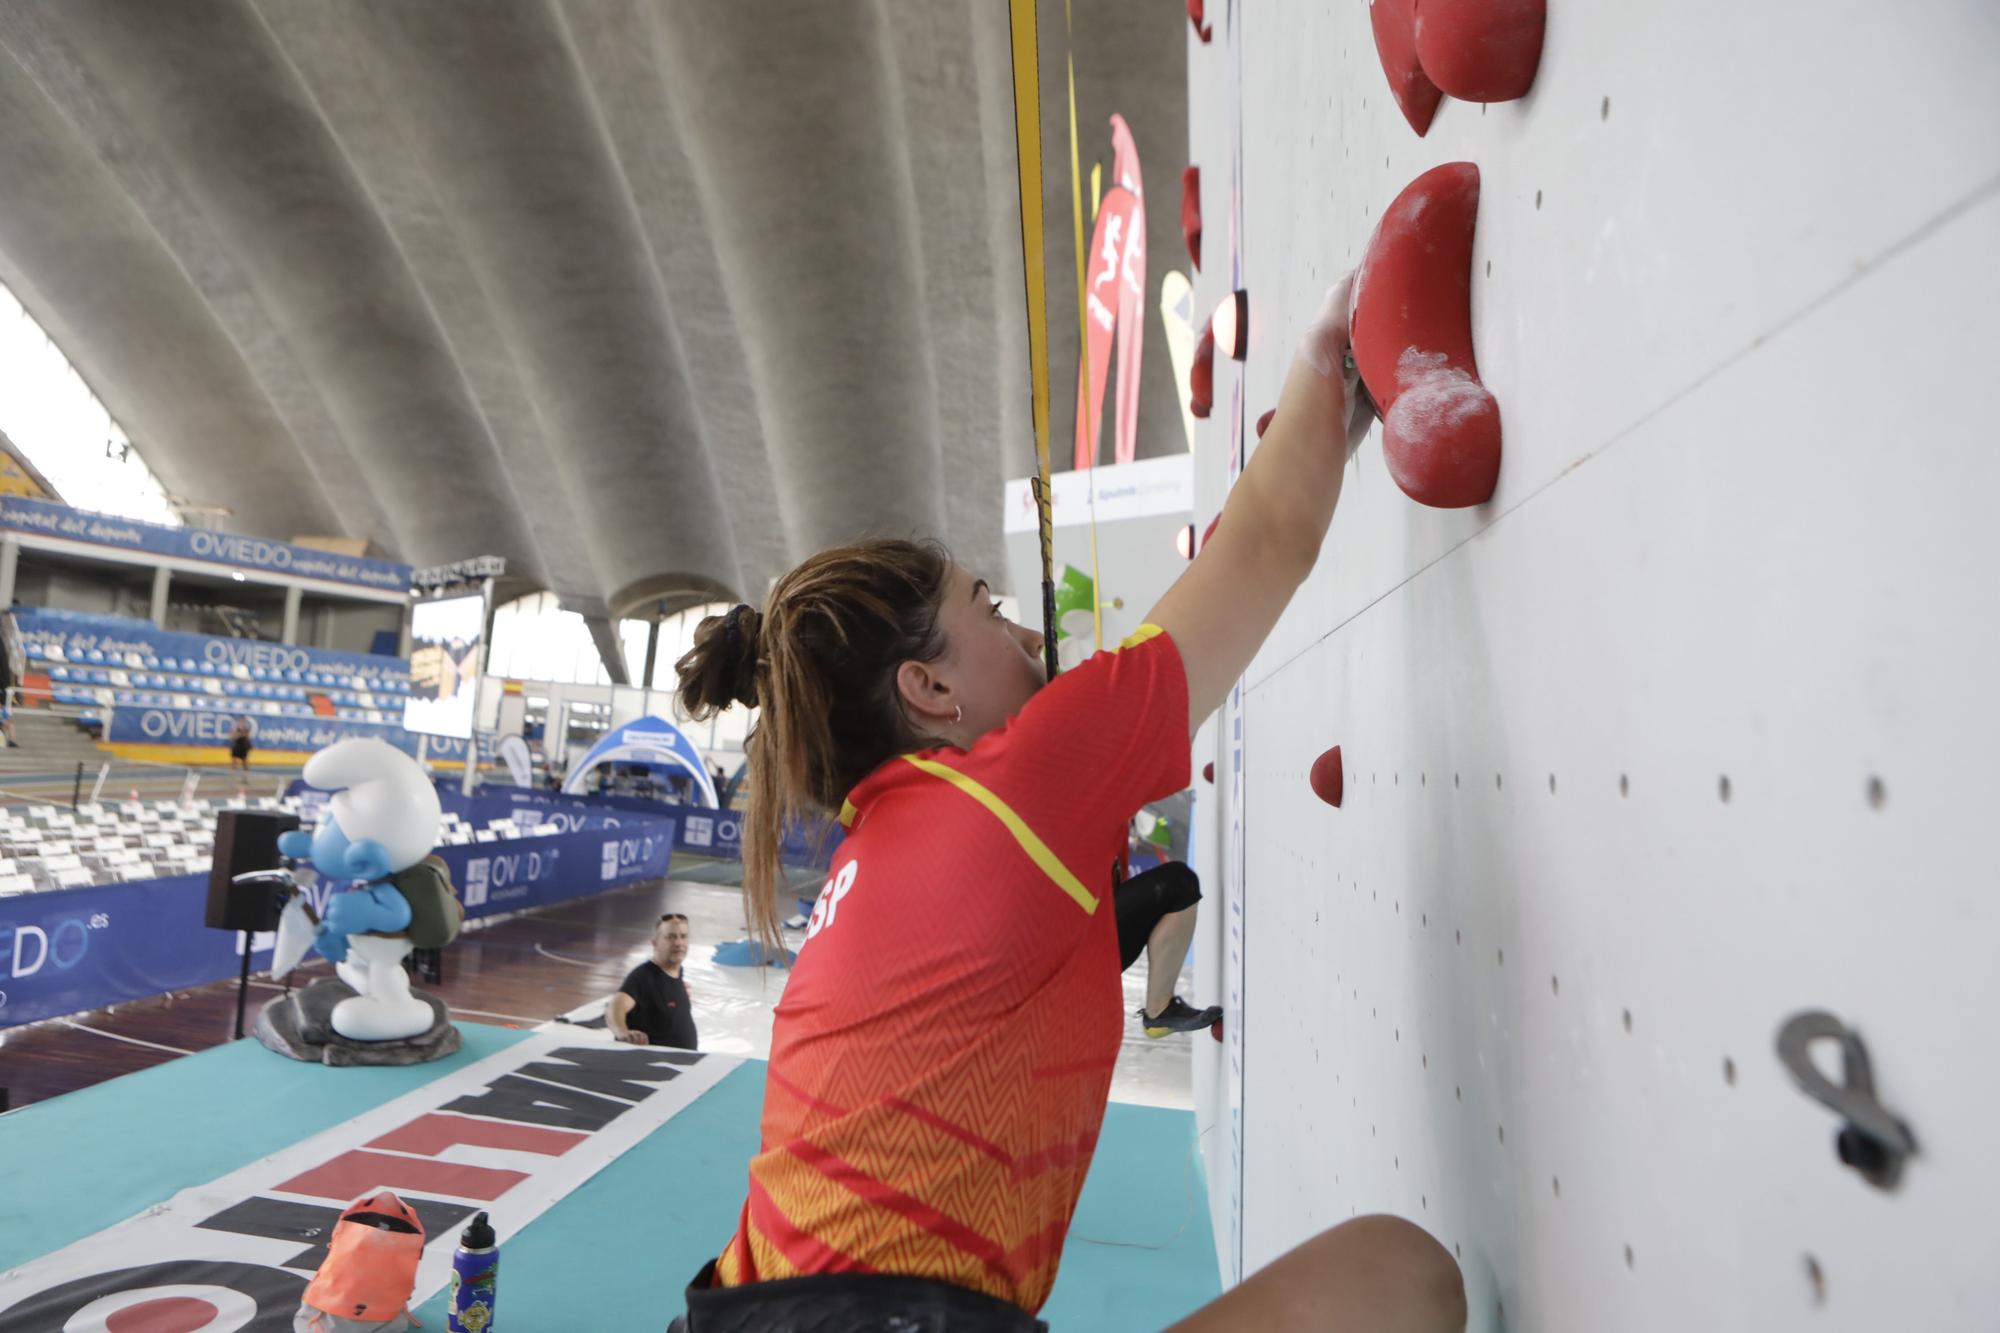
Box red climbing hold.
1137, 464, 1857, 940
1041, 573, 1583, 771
1189, 327, 1215, 419
1202, 761, 1215, 785
1351, 162, 1501, 509
1414, 0, 1546, 104
1310, 745, 1344, 808
1200, 512, 1220, 551
1181, 166, 1202, 271
1255, 407, 1275, 438
1369, 0, 1442, 136
1210, 1017, 1224, 1042
1186, 0, 1212, 44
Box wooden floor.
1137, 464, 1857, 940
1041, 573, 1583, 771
0, 875, 694, 1110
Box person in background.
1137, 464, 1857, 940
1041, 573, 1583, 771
228, 716, 254, 775
606, 912, 698, 1050
0, 687, 16, 748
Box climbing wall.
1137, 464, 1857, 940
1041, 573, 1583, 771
1184, 2, 2000, 1329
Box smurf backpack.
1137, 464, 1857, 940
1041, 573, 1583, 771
390, 855, 463, 950
296, 1190, 425, 1332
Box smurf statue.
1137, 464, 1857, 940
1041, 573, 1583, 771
256, 739, 464, 1063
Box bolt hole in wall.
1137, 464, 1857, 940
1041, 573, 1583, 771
1719, 773, 1733, 802
1804, 1254, 1827, 1306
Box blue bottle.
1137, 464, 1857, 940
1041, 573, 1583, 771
447, 1211, 498, 1332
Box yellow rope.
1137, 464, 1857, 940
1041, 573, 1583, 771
1006, 0, 1059, 679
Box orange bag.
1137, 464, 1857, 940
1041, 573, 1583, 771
298, 1190, 425, 1330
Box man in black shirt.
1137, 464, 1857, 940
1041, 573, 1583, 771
606, 912, 698, 1050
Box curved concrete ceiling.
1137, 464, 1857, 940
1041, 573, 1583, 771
0, 1, 1187, 620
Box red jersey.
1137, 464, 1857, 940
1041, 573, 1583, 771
711, 625, 1189, 1311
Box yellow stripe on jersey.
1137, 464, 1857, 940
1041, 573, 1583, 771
899, 755, 1099, 914
1119, 623, 1163, 649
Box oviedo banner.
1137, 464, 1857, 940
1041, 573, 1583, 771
0, 497, 413, 594
107, 711, 500, 765
293, 780, 841, 867
109, 707, 411, 756
0, 816, 674, 1030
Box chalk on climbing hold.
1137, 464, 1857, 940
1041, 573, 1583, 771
1310, 745, 1344, 808
1351, 163, 1501, 508
1189, 327, 1215, 419
1369, 0, 1443, 136
1181, 166, 1202, 271
1256, 407, 1275, 438
1414, 0, 1545, 104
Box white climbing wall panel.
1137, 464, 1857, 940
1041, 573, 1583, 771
1185, 2, 2000, 1329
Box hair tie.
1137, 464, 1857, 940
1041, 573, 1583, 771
722, 604, 753, 661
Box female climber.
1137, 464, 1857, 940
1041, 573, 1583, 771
668, 275, 1466, 1333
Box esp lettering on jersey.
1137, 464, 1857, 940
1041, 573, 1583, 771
801, 860, 858, 945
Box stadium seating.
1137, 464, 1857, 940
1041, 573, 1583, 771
16, 608, 411, 728
0, 794, 564, 898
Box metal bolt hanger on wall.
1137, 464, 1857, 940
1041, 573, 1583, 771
1775, 1010, 1918, 1190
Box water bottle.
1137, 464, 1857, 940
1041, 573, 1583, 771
447, 1211, 498, 1332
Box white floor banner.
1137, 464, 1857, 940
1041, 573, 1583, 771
0, 1031, 738, 1331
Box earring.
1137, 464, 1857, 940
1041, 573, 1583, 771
953, 705, 963, 724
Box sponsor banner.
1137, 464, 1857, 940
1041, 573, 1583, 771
1107, 113, 1148, 468
0, 822, 674, 1029
0, 496, 413, 593
16, 607, 409, 684
665, 805, 838, 868
1074, 184, 1141, 470
419, 731, 498, 769
107, 707, 419, 757
430, 785, 839, 868
1002, 453, 1193, 533
441, 819, 674, 918
1159, 270, 1199, 451
0, 1030, 737, 1330
0, 875, 261, 1031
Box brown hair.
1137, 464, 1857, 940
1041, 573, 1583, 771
675, 538, 954, 953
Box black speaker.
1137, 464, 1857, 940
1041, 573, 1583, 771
205, 809, 300, 932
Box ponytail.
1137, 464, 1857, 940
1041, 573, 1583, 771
675, 539, 953, 956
